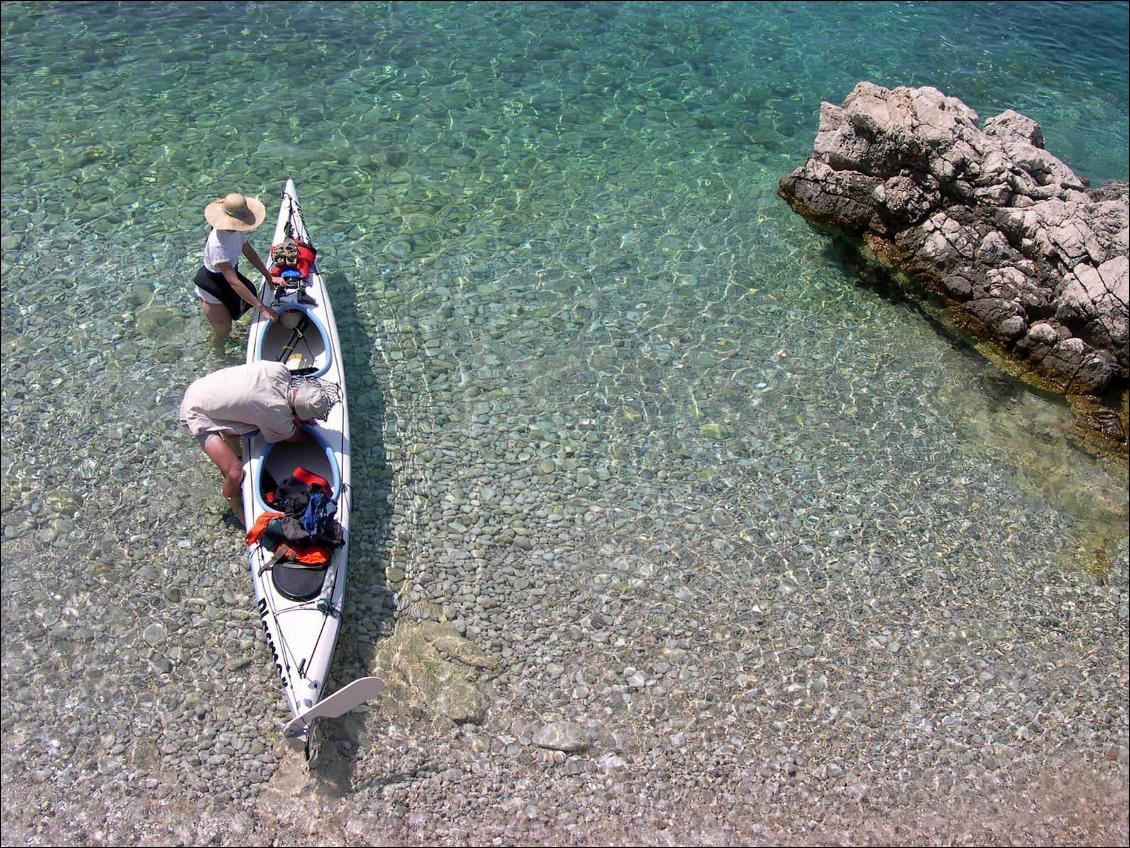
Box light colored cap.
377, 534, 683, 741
292, 381, 334, 421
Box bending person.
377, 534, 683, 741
178, 361, 337, 523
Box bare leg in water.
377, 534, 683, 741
201, 433, 245, 525
199, 298, 233, 357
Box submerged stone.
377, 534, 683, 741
699, 421, 731, 440
135, 304, 186, 342
369, 619, 496, 726
532, 721, 590, 753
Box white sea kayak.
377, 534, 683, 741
240, 179, 380, 752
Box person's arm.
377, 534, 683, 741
261, 412, 310, 445
281, 416, 310, 442
243, 241, 284, 286
217, 261, 277, 322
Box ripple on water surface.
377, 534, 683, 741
1, 1, 1127, 842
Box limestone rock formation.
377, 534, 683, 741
779, 82, 1128, 447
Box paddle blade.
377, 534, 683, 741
283, 675, 384, 741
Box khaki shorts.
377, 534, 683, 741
195, 431, 246, 458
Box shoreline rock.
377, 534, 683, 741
779, 82, 1128, 452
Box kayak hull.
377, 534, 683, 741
240, 179, 351, 747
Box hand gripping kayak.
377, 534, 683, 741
283, 675, 384, 742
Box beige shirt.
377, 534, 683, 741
179, 361, 296, 443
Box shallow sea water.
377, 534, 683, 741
2, 2, 1128, 845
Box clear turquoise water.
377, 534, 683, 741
3, 0, 1126, 540
1, 1, 1128, 836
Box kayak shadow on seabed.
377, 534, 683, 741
288, 266, 395, 791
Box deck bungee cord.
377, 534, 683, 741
251, 545, 333, 679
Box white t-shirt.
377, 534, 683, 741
203, 229, 247, 273
179, 361, 297, 443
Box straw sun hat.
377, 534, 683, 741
204, 192, 266, 231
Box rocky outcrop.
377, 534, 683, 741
779, 82, 1128, 444
371, 618, 497, 725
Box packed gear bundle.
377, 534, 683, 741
248, 466, 345, 601
269, 236, 317, 282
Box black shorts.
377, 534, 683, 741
193, 265, 257, 320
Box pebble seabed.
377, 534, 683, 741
2, 2, 1128, 846
1, 254, 1127, 845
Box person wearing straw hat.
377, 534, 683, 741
178, 361, 339, 523
194, 191, 283, 355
